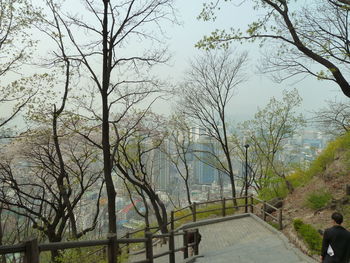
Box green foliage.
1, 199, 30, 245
257, 132, 350, 202
293, 219, 322, 254
287, 168, 306, 188
258, 178, 289, 200
305, 191, 332, 210
173, 201, 237, 228
293, 218, 303, 231
340, 204, 350, 229
51, 246, 129, 263
51, 247, 107, 263
289, 132, 350, 187
268, 222, 280, 229
236, 89, 305, 198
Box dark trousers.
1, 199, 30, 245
323, 255, 347, 263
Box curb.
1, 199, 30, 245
177, 213, 251, 230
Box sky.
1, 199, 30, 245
3, 0, 348, 129
157, 0, 348, 122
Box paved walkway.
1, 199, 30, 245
129, 214, 317, 263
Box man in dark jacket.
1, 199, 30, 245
321, 212, 350, 263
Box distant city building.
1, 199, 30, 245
152, 143, 171, 191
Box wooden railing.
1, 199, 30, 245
166, 195, 283, 231
0, 229, 200, 263
251, 196, 283, 230
0, 195, 282, 263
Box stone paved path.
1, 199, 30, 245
129, 214, 317, 263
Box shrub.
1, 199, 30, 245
285, 132, 350, 190
305, 191, 332, 210
293, 219, 322, 254
268, 221, 280, 230
55, 247, 108, 263
257, 133, 350, 199
293, 218, 303, 231
258, 176, 289, 200
173, 201, 237, 228
305, 132, 350, 179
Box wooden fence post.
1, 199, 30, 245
192, 203, 197, 222
107, 234, 117, 263
169, 230, 175, 263
250, 195, 254, 213
222, 198, 226, 217
262, 201, 267, 221
278, 208, 283, 230
183, 230, 189, 259
194, 229, 200, 256
145, 232, 154, 263
346, 184, 350, 195
126, 232, 130, 254
24, 238, 39, 263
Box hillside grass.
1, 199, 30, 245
291, 132, 350, 187
293, 219, 322, 255
259, 132, 350, 200
173, 201, 239, 228
305, 191, 332, 210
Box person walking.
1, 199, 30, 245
321, 212, 350, 263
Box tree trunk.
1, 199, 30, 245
156, 197, 168, 234
148, 192, 168, 234
218, 173, 224, 199
346, 184, 350, 195
102, 0, 117, 234
229, 176, 238, 207
282, 175, 294, 193
0, 207, 5, 263
48, 232, 62, 263
185, 180, 193, 212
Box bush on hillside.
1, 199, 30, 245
293, 219, 322, 254
261, 132, 350, 200
293, 218, 303, 231
305, 191, 332, 210
53, 247, 109, 263
304, 132, 350, 180
258, 176, 289, 200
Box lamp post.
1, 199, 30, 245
244, 144, 249, 213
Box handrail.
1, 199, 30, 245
194, 207, 221, 214
174, 206, 191, 213
0, 195, 283, 263
0, 243, 26, 254
252, 197, 280, 211
0, 229, 201, 263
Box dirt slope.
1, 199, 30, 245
280, 149, 350, 257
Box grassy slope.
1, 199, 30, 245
281, 132, 350, 257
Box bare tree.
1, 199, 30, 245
312, 99, 350, 136
41, 0, 176, 234
112, 111, 169, 233
122, 178, 151, 229
197, 0, 350, 98
0, 129, 104, 261
163, 113, 194, 209
1, 6, 105, 247
178, 49, 247, 205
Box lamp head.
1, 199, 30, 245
244, 144, 249, 149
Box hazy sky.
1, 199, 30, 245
160, 0, 347, 122
5, 0, 346, 129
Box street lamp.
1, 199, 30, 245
244, 144, 249, 213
